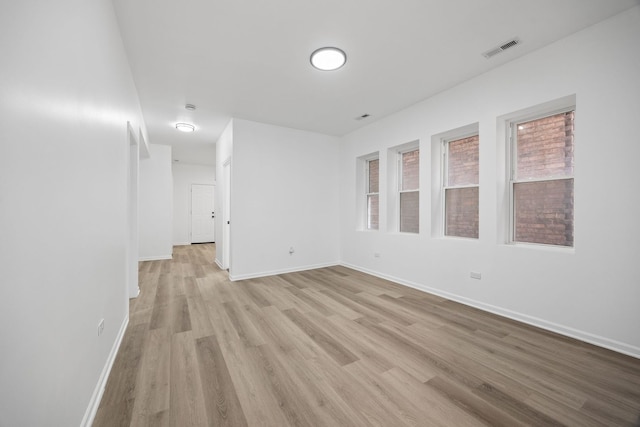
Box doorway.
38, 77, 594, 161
191, 184, 215, 243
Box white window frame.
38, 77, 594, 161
507, 105, 575, 246
365, 157, 379, 230
398, 147, 420, 233
442, 132, 479, 239
356, 151, 379, 231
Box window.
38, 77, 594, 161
357, 152, 379, 231
399, 148, 419, 233
510, 109, 575, 246
444, 134, 479, 238
366, 158, 379, 230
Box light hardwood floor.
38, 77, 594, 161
93, 244, 640, 426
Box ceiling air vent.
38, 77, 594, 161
482, 38, 521, 59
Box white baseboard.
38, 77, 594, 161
341, 262, 640, 360
138, 255, 172, 262
230, 261, 340, 281
215, 258, 224, 270
81, 314, 129, 427
173, 242, 191, 246
129, 286, 140, 299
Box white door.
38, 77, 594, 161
191, 184, 215, 243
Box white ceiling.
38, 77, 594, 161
112, 0, 639, 165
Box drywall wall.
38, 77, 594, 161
0, 1, 147, 425
231, 119, 341, 279
339, 6, 640, 357
173, 163, 216, 245
139, 144, 173, 260
172, 143, 216, 166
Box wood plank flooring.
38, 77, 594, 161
93, 244, 640, 426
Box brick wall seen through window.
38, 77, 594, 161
400, 149, 419, 233
513, 111, 574, 246
366, 158, 379, 230
445, 134, 479, 238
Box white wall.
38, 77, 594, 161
339, 7, 640, 357
230, 119, 341, 280
172, 143, 216, 166
139, 144, 173, 260
173, 163, 216, 245
0, 1, 147, 426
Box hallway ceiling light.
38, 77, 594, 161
175, 122, 195, 132
310, 47, 346, 71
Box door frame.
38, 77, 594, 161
222, 157, 231, 271
126, 122, 140, 298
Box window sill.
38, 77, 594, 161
435, 236, 480, 243
390, 231, 421, 236
505, 242, 575, 254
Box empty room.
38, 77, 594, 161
1, 0, 640, 426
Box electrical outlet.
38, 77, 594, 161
98, 319, 105, 336
470, 271, 482, 280
289, 246, 295, 255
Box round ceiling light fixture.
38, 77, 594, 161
175, 122, 195, 132
310, 47, 346, 71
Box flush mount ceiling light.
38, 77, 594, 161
310, 47, 346, 71
175, 123, 195, 132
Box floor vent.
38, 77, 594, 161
483, 38, 521, 59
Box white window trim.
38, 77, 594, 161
365, 157, 379, 230
442, 132, 479, 239
357, 151, 379, 231
387, 140, 419, 234
507, 105, 575, 247
398, 147, 419, 233
430, 123, 479, 239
